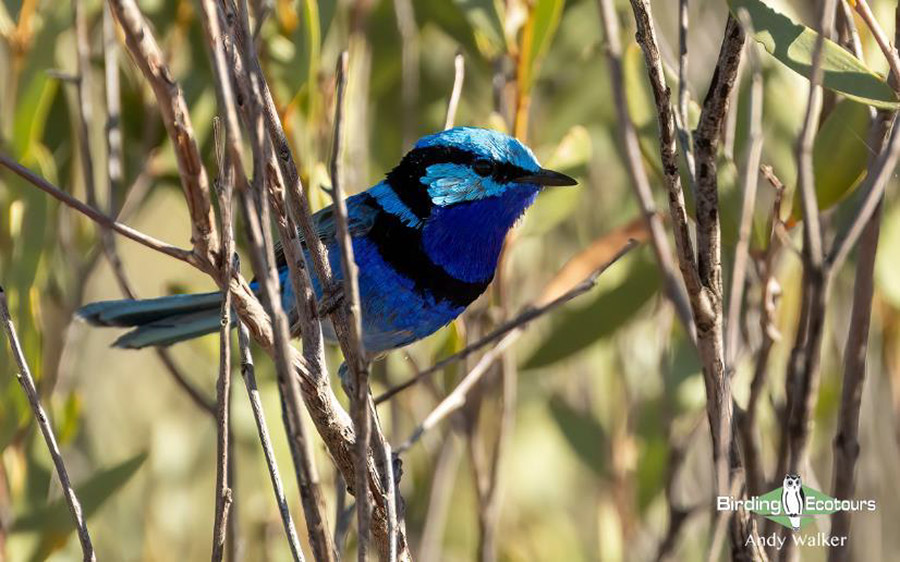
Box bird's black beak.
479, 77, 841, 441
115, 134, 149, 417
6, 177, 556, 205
519, 168, 578, 187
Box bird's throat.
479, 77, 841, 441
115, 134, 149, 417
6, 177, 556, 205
422, 187, 539, 284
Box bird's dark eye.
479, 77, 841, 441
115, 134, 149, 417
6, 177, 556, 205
472, 159, 494, 177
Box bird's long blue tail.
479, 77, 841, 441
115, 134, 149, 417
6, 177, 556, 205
77, 292, 223, 349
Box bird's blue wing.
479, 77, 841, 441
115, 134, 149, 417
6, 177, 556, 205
309, 193, 380, 243
272, 192, 379, 270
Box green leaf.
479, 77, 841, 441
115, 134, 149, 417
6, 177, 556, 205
730, 0, 899, 109
544, 124, 593, 173
414, 0, 481, 57
792, 99, 872, 219
636, 435, 668, 511
517, 0, 564, 93
451, 0, 505, 57
876, 203, 900, 308
54, 392, 82, 446
12, 452, 147, 534
523, 252, 661, 369
548, 395, 608, 477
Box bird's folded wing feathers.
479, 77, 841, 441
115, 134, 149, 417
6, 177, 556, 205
270, 192, 380, 273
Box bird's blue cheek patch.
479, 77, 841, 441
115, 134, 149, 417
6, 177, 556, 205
423, 163, 508, 205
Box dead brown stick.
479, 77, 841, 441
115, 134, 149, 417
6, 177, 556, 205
597, 0, 695, 342
776, 4, 836, 559
674, 0, 698, 194
740, 166, 784, 498
8, 9, 382, 562
327, 52, 379, 561
397, 239, 638, 452
210, 120, 236, 562
202, 1, 338, 558
626, 0, 704, 311
0, 287, 96, 562
0, 153, 195, 265
829, 19, 899, 553
726, 10, 764, 369
630, 0, 742, 498
783, 0, 837, 476
375, 237, 643, 405
849, 0, 900, 86
445, 54, 465, 130
107, 0, 219, 264
692, 13, 744, 500
236, 320, 305, 561
828, 153, 884, 562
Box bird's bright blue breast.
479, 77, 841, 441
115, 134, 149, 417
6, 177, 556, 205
421, 186, 538, 283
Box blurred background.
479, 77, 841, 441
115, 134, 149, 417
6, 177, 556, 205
1, 0, 899, 560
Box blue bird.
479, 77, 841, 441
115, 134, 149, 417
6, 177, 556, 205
77, 127, 576, 353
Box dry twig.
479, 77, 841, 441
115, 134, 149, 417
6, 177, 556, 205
829, 12, 900, 558
237, 321, 305, 562
0, 287, 96, 562
376, 238, 642, 404
398, 240, 638, 452
210, 121, 236, 562
597, 0, 695, 341
0, 154, 195, 265
445, 54, 465, 130
108, 0, 219, 264
726, 10, 764, 369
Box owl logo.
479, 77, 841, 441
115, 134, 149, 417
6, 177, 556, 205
781, 473, 805, 530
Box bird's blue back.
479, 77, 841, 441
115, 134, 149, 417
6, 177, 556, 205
274, 127, 549, 352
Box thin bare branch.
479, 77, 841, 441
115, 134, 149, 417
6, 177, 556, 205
419, 435, 461, 562
210, 118, 236, 562
597, 0, 695, 341
626, 0, 704, 313
328, 51, 378, 561
795, 0, 833, 272
89, 6, 218, 417
156, 348, 216, 414
237, 321, 305, 562
107, 0, 219, 263
376, 238, 642, 404
777, 5, 837, 559
103, 2, 123, 212
829, 13, 900, 559
849, 0, 900, 87
740, 167, 784, 498
784, 0, 837, 473
222, 3, 410, 557
726, 13, 764, 369
72, 0, 96, 210
444, 54, 465, 130
828, 176, 882, 562
0, 287, 96, 562
397, 239, 637, 452
203, 2, 338, 558
692, 12, 745, 499
828, 112, 900, 271
0, 153, 196, 265
97, 1, 140, 300
674, 0, 698, 194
